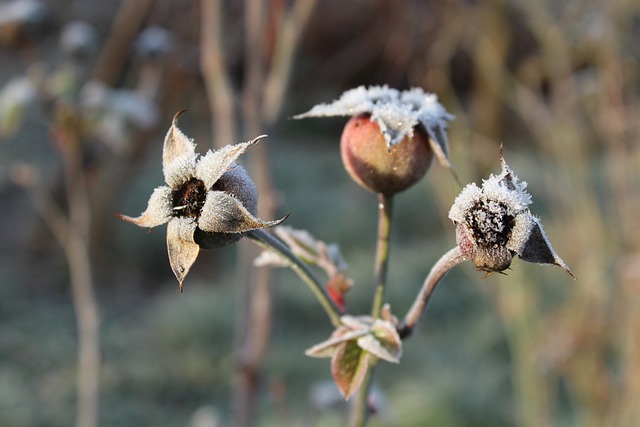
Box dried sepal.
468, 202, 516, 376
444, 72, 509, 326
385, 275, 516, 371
163, 110, 197, 188
117, 186, 172, 228
166, 217, 199, 292
198, 191, 286, 233
515, 216, 574, 277
196, 136, 264, 189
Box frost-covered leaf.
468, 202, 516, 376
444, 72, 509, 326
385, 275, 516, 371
331, 339, 371, 400
274, 226, 322, 264
305, 326, 368, 358
253, 250, 291, 268
357, 334, 400, 364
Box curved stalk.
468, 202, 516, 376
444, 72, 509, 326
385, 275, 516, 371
245, 229, 343, 327
398, 246, 467, 338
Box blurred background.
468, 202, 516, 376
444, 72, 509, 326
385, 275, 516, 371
0, 0, 638, 426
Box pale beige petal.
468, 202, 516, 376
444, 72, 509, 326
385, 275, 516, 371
196, 135, 265, 188
163, 110, 197, 188
166, 217, 199, 292
198, 190, 286, 233
117, 186, 172, 228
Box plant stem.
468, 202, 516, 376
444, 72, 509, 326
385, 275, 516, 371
398, 246, 466, 338
348, 365, 375, 427
245, 229, 344, 327
371, 193, 394, 319
348, 194, 394, 426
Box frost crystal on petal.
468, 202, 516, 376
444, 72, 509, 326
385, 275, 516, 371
196, 136, 264, 189
294, 85, 454, 158
166, 217, 199, 292
198, 191, 286, 233
163, 110, 197, 188
117, 186, 173, 228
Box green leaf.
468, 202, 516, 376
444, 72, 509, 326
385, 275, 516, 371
331, 340, 371, 400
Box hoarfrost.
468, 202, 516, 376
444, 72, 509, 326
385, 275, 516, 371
294, 85, 455, 169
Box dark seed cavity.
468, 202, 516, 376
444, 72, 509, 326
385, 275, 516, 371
465, 200, 515, 249
172, 178, 207, 218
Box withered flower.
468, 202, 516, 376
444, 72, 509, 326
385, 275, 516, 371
119, 110, 285, 291
448, 149, 573, 277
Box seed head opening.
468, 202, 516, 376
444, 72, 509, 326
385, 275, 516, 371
465, 200, 516, 249
172, 177, 206, 218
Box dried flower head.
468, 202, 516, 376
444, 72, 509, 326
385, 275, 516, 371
119, 110, 285, 291
448, 148, 573, 277
295, 85, 455, 195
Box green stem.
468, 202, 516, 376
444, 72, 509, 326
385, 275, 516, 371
245, 229, 343, 327
371, 193, 394, 319
349, 193, 394, 427
347, 364, 376, 427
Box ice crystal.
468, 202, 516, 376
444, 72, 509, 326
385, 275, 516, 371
294, 85, 455, 169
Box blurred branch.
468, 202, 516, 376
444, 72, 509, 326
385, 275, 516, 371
261, 0, 318, 126
92, 0, 153, 86
11, 129, 101, 427
200, 0, 237, 148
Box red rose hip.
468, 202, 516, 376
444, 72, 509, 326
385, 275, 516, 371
340, 114, 433, 195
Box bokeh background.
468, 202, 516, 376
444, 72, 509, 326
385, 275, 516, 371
0, 0, 638, 426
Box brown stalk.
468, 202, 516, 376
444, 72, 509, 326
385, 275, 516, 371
15, 125, 101, 427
